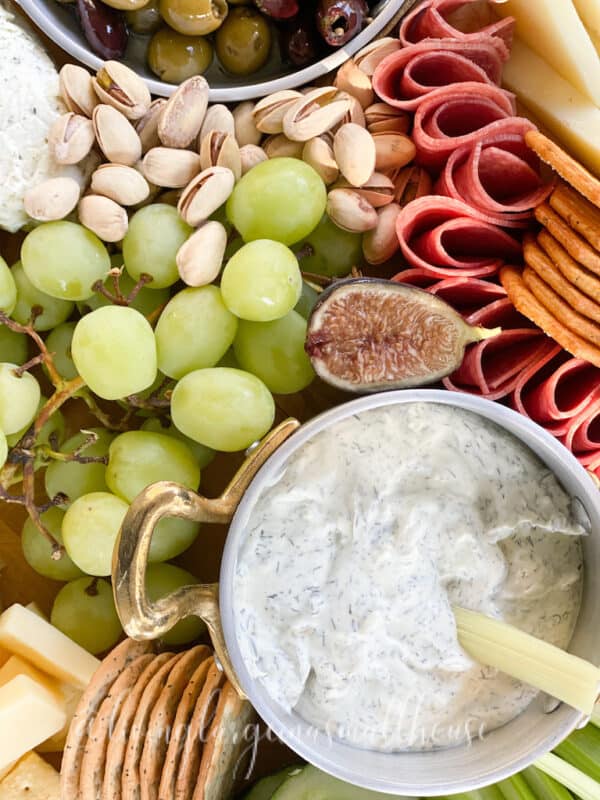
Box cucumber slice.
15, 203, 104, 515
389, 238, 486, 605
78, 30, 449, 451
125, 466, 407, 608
244, 768, 302, 800
271, 765, 408, 800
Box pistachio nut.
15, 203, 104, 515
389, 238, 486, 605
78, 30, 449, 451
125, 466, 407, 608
332, 90, 366, 130
252, 90, 302, 135
392, 165, 433, 206
92, 104, 142, 166
136, 99, 167, 154
334, 60, 374, 110
92, 60, 151, 120
239, 144, 268, 175
283, 87, 351, 142
362, 203, 401, 265
78, 195, 129, 242
302, 136, 339, 185
142, 147, 202, 188
373, 132, 416, 172
177, 166, 235, 227
368, 117, 411, 135
199, 103, 235, 144
23, 177, 81, 222
158, 76, 210, 149
335, 172, 395, 208
353, 37, 401, 76
199, 131, 242, 181
326, 189, 378, 233
59, 64, 97, 117
48, 112, 96, 165
333, 123, 376, 188
176, 221, 227, 287
91, 164, 150, 206
263, 134, 304, 160
364, 103, 405, 127
233, 101, 262, 147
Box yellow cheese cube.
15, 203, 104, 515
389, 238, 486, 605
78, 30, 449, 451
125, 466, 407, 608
572, 0, 600, 50
0, 765, 16, 783
0, 752, 59, 800
497, 0, 600, 106
0, 676, 66, 770
0, 656, 60, 696
502, 38, 600, 176
37, 682, 81, 753
0, 604, 99, 690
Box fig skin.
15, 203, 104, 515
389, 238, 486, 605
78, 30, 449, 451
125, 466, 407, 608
305, 278, 499, 393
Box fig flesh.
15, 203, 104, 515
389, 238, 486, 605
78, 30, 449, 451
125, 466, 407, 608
305, 278, 499, 392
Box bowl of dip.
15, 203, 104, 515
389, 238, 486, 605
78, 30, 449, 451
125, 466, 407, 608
113, 389, 600, 797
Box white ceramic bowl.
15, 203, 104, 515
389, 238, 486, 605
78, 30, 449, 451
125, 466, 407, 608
220, 389, 600, 796
14, 0, 415, 100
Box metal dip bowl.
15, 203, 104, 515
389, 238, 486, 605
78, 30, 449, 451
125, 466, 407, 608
14, 0, 416, 100
113, 389, 600, 796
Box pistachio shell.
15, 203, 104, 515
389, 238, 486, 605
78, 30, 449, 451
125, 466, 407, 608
92, 60, 151, 120
334, 60, 374, 110
333, 91, 366, 129
335, 172, 395, 208
239, 144, 268, 175
199, 131, 242, 181
142, 147, 202, 189
24, 177, 81, 222
92, 104, 142, 166
233, 101, 262, 147
326, 189, 378, 233
176, 221, 227, 287
391, 165, 433, 206
48, 112, 96, 165
283, 87, 351, 142
78, 195, 128, 242
353, 37, 401, 76
177, 166, 235, 227
158, 76, 209, 149
59, 64, 97, 117
302, 137, 339, 185
136, 99, 167, 154
362, 203, 401, 265
199, 103, 235, 144
365, 102, 410, 134
253, 90, 302, 134
373, 132, 416, 172
91, 164, 150, 206
333, 123, 376, 188
263, 134, 304, 159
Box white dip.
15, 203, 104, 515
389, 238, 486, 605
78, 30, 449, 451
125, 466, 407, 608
233, 402, 584, 751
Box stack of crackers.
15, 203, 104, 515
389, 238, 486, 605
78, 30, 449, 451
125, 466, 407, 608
501, 131, 600, 368
60, 639, 255, 800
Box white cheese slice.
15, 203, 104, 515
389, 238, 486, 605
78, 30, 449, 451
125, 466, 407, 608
502, 38, 600, 176
0, 752, 60, 800
0, 604, 99, 689
496, 0, 600, 107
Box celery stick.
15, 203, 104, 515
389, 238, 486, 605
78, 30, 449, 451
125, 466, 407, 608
535, 753, 600, 800
555, 724, 600, 782
522, 765, 574, 800
438, 787, 505, 800
498, 773, 538, 800
454, 607, 600, 714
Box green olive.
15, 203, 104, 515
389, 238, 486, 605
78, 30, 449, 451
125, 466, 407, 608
147, 27, 214, 83
159, 0, 227, 36
215, 6, 272, 76
126, 0, 161, 34
102, 0, 149, 10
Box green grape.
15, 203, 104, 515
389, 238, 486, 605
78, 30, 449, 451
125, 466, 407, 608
81, 263, 170, 319
227, 158, 326, 246
140, 418, 215, 469
71, 306, 157, 400
221, 240, 302, 322
45, 322, 78, 380
145, 564, 205, 646
294, 281, 320, 320
21, 508, 83, 581
62, 491, 129, 576
11, 262, 74, 332
123, 204, 192, 289
0, 324, 28, 365
217, 348, 239, 369
21, 221, 111, 301
0, 363, 41, 435
0, 256, 17, 315
234, 311, 315, 395
44, 428, 113, 505
51, 577, 122, 654
294, 214, 363, 277
155, 286, 238, 380
171, 367, 274, 452
0, 430, 6, 469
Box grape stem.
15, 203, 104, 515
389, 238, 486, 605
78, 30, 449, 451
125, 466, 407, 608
127, 376, 173, 410
0, 310, 62, 387
91, 268, 153, 307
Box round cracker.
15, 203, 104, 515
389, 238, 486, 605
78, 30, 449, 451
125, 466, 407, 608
175, 660, 226, 800
158, 657, 212, 800
549, 183, 600, 252
61, 639, 155, 800
122, 653, 184, 800
80, 653, 155, 800
104, 653, 175, 800
535, 203, 600, 277
140, 646, 212, 800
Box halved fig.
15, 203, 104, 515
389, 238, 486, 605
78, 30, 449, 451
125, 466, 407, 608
305, 278, 500, 392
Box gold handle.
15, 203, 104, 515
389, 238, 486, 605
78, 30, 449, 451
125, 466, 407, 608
112, 418, 300, 697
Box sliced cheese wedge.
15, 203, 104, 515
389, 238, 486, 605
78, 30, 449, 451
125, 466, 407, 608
0, 604, 99, 690
0, 752, 60, 800
503, 38, 600, 177
0, 676, 66, 770
572, 0, 600, 54
496, 0, 600, 107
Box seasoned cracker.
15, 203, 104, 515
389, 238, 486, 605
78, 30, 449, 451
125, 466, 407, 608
61, 639, 155, 800
534, 203, 600, 276
550, 183, 600, 252
537, 229, 600, 302
140, 646, 211, 800
526, 130, 600, 208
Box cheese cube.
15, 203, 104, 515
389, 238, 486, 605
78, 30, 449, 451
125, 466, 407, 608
0, 676, 66, 770
496, 0, 600, 106
572, 0, 600, 51
0, 752, 59, 800
0, 765, 16, 783
0, 604, 99, 689
502, 38, 600, 176
0, 656, 60, 696
24, 603, 46, 620
37, 682, 81, 753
